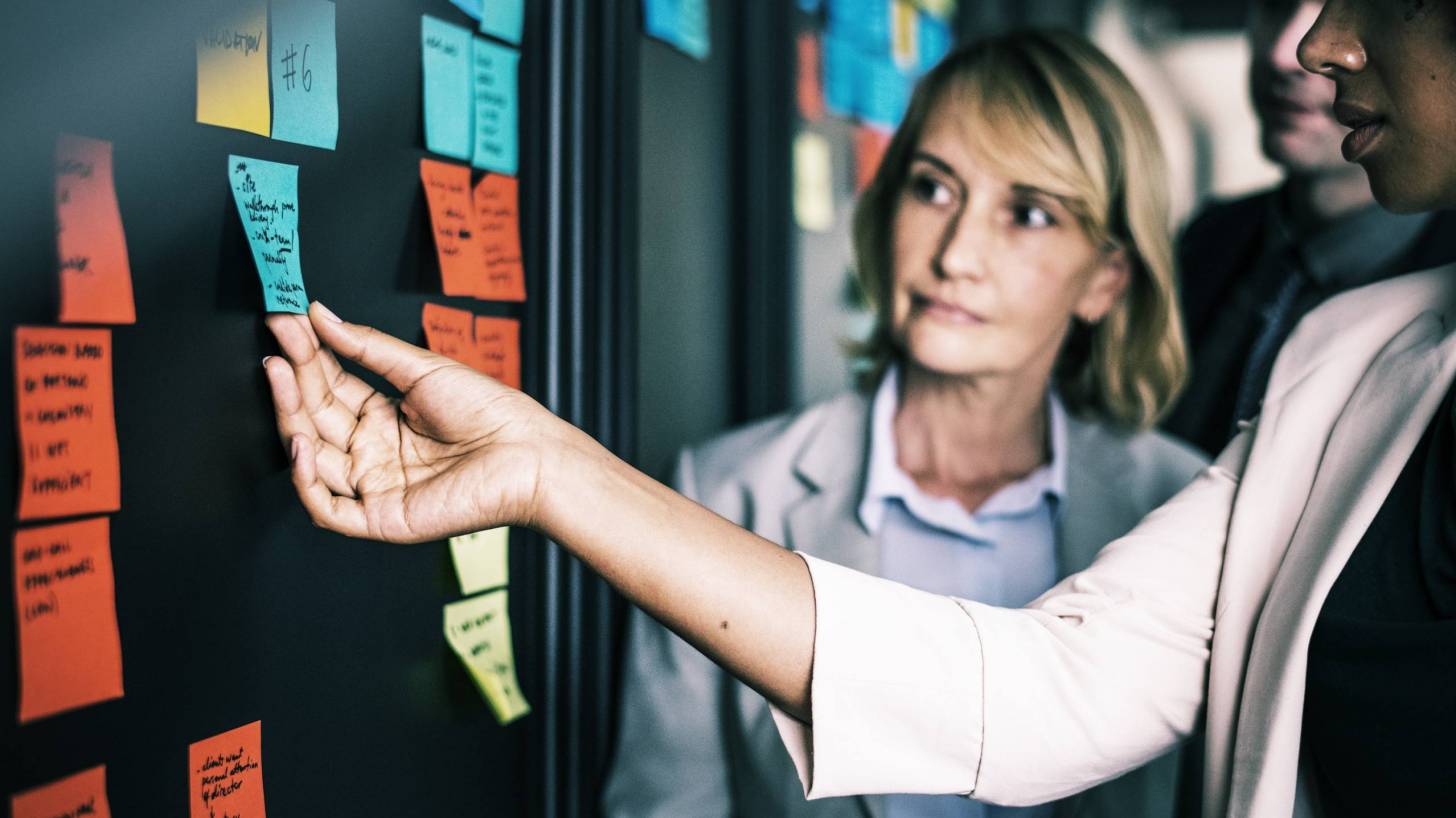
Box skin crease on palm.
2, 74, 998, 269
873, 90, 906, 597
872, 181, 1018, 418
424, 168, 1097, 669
1297, 0, 1456, 212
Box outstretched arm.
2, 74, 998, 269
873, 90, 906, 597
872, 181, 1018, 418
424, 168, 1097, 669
262, 304, 816, 720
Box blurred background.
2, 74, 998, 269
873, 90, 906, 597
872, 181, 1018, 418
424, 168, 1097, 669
636, 0, 1282, 475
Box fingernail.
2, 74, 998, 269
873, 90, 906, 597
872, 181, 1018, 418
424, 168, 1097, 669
261, 355, 274, 368
313, 302, 343, 323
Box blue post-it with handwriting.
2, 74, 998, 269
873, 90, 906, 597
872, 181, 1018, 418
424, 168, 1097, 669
228, 155, 308, 313
471, 37, 519, 175
481, 0, 524, 45
270, 0, 339, 149
422, 15, 475, 161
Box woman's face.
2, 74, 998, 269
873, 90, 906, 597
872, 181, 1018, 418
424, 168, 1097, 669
1298, 0, 1456, 211
888, 102, 1129, 383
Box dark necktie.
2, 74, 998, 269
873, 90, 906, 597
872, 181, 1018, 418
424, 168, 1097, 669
1230, 253, 1308, 431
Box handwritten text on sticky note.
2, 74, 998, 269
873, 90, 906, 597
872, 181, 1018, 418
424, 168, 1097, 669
269, 0, 339, 150
420, 158, 480, 296
15, 327, 121, 521
472, 38, 519, 175
56, 134, 135, 324
444, 590, 531, 724
229, 155, 307, 313
422, 302, 476, 366
190, 721, 266, 818
472, 174, 526, 301
473, 316, 521, 389
197, 1, 271, 136
14, 517, 124, 723
422, 15, 474, 161
10, 766, 112, 818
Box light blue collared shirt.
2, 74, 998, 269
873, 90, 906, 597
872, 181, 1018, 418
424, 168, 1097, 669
861, 366, 1064, 818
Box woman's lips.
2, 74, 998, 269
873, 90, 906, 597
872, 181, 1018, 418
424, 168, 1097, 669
913, 294, 985, 325
1333, 100, 1386, 162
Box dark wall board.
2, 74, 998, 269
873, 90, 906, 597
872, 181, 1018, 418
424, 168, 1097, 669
2, 0, 546, 814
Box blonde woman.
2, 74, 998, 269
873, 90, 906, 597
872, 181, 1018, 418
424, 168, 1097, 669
600, 31, 1204, 818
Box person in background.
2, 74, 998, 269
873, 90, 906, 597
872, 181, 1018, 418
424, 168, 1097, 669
601, 31, 1206, 818
1162, 0, 1456, 456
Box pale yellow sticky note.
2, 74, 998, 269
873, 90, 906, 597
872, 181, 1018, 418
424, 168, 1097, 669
444, 590, 530, 725
197, 1, 272, 136
891, 0, 920, 71
449, 528, 510, 595
793, 132, 834, 233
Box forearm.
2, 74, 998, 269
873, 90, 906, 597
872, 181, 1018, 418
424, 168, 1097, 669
536, 430, 815, 720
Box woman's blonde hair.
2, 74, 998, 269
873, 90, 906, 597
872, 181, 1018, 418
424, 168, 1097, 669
850, 29, 1187, 430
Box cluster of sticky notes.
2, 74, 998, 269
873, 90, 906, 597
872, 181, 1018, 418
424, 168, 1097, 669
15, 327, 121, 521
421, 15, 520, 176
197, 0, 339, 149
641, 0, 710, 60
447, 0, 525, 45
55, 135, 135, 325
819, 0, 952, 129
189, 721, 267, 818
228, 155, 309, 313
450, 527, 509, 595
10, 766, 112, 818
420, 159, 526, 301
421, 303, 522, 389
444, 590, 530, 725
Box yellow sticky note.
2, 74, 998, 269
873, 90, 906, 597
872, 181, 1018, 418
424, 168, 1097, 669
197, 1, 272, 136
793, 132, 834, 233
444, 590, 530, 725
449, 528, 509, 595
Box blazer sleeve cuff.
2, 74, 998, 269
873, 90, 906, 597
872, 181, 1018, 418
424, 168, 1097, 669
769, 552, 985, 800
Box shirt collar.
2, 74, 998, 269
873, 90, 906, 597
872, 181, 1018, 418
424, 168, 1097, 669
857, 364, 1068, 537
1269, 185, 1432, 291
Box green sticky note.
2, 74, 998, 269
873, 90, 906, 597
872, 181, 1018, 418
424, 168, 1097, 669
449, 527, 509, 595
480, 0, 523, 45
471, 37, 519, 175
228, 155, 307, 313
422, 15, 474, 161
444, 590, 531, 725
270, 0, 339, 149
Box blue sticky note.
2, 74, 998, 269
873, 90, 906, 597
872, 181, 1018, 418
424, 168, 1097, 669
481, 0, 524, 45
269, 0, 339, 149
228, 155, 307, 313
859, 57, 911, 128
642, 0, 710, 61
828, 0, 891, 55
823, 33, 859, 117
422, 15, 474, 161
450, 0, 483, 20
918, 12, 952, 73
472, 37, 519, 175
797, 0, 824, 12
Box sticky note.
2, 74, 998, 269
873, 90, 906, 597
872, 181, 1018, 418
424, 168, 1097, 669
449, 527, 509, 594
642, 0, 710, 60
473, 316, 521, 389
190, 721, 266, 818
422, 15, 474, 161
421, 302, 477, 367
855, 125, 892, 192
914, 0, 956, 20
793, 132, 834, 233
197, 1, 271, 136
55, 135, 135, 325
472, 38, 520, 175
480, 0, 524, 45
917, 11, 952, 73
420, 158, 481, 296
450, 0, 483, 20
859, 57, 910, 129
891, 0, 918, 71
269, 0, 339, 150
11, 766, 112, 818
15, 327, 120, 521
228, 155, 307, 313
823, 33, 859, 118
796, 33, 825, 122
472, 174, 526, 301
444, 590, 531, 724
828, 0, 891, 54
14, 518, 124, 723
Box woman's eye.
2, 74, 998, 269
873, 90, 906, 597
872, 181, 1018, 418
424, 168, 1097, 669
1011, 203, 1056, 228
908, 174, 954, 206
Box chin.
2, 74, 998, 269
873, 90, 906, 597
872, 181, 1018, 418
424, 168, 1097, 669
1365, 160, 1455, 214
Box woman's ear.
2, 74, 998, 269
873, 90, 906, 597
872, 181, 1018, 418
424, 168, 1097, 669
1075, 247, 1132, 324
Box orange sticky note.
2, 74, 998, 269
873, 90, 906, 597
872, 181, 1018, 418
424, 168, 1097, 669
473, 316, 521, 389
472, 174, 527, 302
55, 135, 136, 325
420, 158, 481, 297
796, 33, 825, 122
14, 518, 124, 723
11, 766, 112, 818
421, 302, 476, 367
854, 125, 893, 192
15, 327, 121, 521
189, 721, 267, 818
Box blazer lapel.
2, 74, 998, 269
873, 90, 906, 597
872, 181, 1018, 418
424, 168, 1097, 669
1228, 311, 1456, 817
1057, 418, 1138, 578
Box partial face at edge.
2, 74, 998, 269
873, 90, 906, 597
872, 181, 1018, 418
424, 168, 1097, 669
1249, 0, 1350, 174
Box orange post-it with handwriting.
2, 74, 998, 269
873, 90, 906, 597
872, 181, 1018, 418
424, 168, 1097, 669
190, 721, 267, 818
473, 316, 521, 389
14, 517, 124, 723
472, 174, 526, 301
420, 158, 481, 297
421, 302, 476, 367
56, 134, 136, 325
11, 765, 112, 818
14, 327, 121, 521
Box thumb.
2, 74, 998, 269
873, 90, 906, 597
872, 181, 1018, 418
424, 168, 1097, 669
308, 302, 451, 394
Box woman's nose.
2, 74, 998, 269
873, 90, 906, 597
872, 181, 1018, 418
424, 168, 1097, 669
1297, 0, 1367, 77
935, 211, 986, 280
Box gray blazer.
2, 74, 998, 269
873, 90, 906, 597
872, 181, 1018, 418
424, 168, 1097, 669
603, 390, 1209, 818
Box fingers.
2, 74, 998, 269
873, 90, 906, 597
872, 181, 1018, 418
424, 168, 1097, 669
307, 302, 453, 396
290, 435, 371, 539
265, 313, 370, 448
